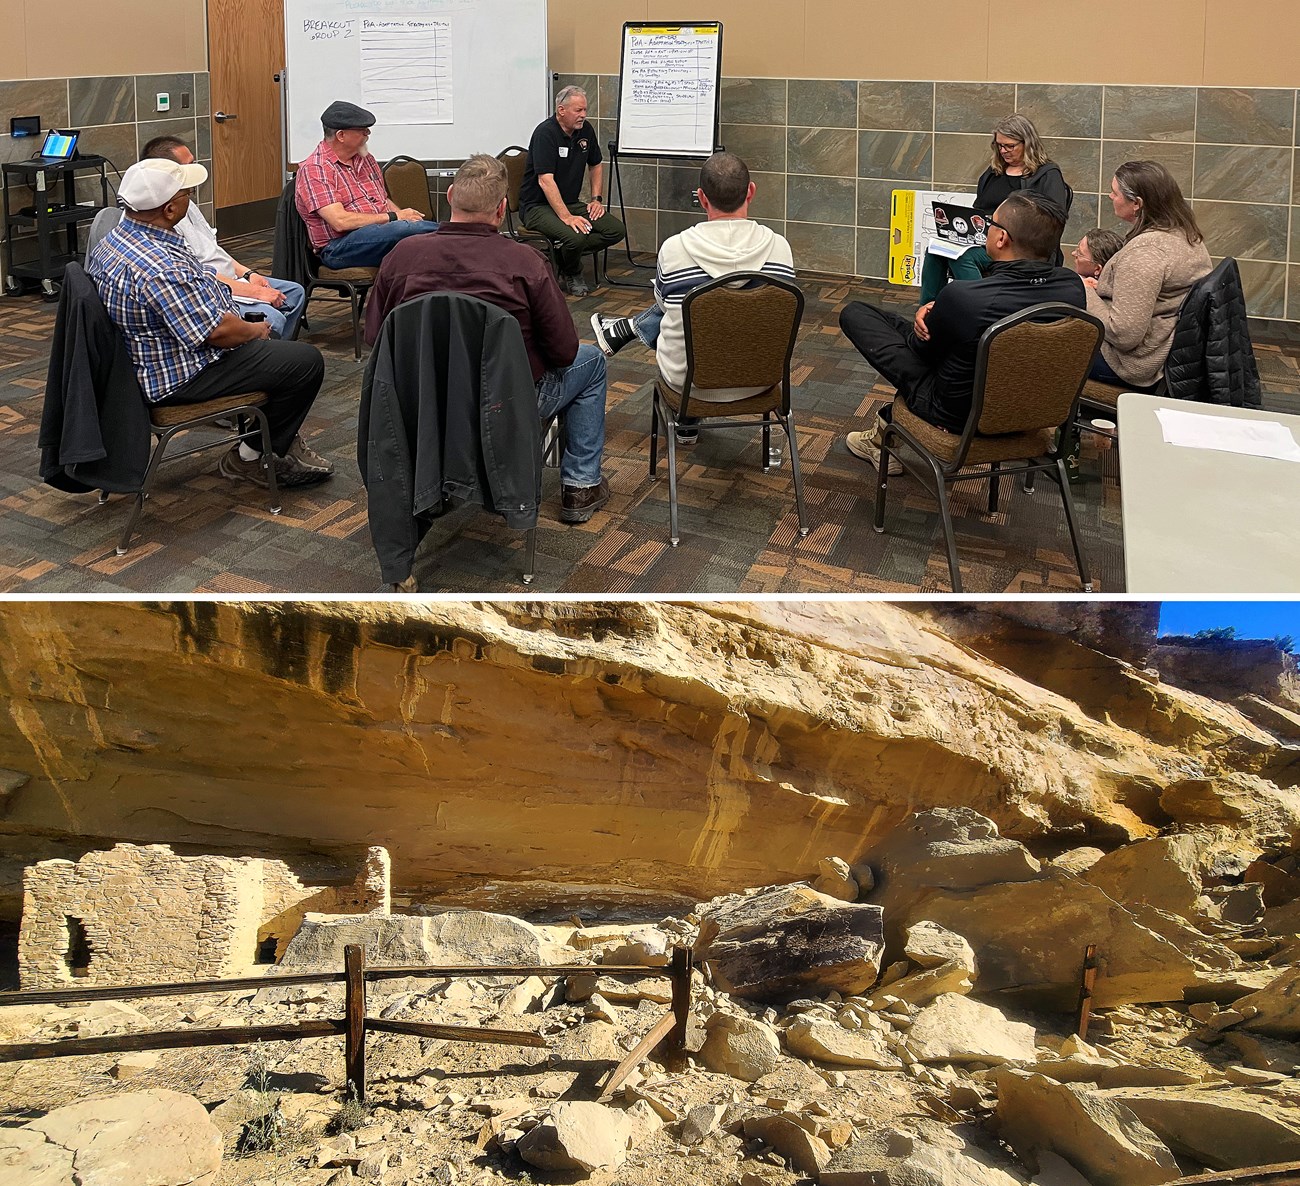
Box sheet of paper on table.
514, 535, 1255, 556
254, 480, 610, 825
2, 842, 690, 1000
1154, 407, 1300, 464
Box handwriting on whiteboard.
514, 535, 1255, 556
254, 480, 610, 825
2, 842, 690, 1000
303, 18, 355, 41
620, 30, 719, 155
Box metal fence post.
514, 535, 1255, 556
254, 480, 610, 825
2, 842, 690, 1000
344, 944, 367, 1102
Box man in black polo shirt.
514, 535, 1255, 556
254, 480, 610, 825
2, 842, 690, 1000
839, 191, 1086, 473
520, 85, 626, 296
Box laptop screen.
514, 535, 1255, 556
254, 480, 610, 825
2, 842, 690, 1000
40, 130, 78, 160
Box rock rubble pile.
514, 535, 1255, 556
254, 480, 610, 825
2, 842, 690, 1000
5, 805, 1300, 1186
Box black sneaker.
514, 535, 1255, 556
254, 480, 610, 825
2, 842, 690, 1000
674, 417, 700, 446
559, 476, 610, 523
590, 313, 636, 357
563, 271, 591, 298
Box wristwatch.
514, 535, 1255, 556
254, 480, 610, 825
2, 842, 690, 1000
387, 211, 397, 222
591, 195, 603, 203
240, 269, 254, 281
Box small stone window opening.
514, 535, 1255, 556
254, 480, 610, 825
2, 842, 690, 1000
65, 916, 91, 977
256, 936, 278, 964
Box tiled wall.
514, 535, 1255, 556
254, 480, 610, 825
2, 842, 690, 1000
0, 73, 213, 285
561, 74, 1300, 322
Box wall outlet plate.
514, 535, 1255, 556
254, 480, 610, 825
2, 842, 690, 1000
156, 92, 170, 112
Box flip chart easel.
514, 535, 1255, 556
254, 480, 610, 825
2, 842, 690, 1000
607, 21, 724, 287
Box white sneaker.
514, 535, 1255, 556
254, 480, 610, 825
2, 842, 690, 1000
846, 430, 902, 475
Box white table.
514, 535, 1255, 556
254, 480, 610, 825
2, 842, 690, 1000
1118, 393, 1300, 593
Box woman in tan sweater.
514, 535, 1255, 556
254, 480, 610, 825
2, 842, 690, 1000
1085, 160, 1211, 388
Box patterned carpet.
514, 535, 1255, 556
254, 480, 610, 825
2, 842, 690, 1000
4, 232, 1299, 594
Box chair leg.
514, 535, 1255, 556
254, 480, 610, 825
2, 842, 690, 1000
648, 393, 661, 478
251, 407, 281, 515
664, 409, 681, 547
116, 431, 171, 555
522, 526, 536, 585
873, 429, 893, 533
932, 476, 964, 593
1055, 458, 1093, 592
349, 286, 363, 361
778, 413, 810, 538
988, 461, 1001, 513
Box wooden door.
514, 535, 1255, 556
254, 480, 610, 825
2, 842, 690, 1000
208, 0, 285, 211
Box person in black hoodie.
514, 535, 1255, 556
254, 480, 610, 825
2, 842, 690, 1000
839, 191, 1085, 473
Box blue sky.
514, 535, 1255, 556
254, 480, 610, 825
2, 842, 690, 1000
1159, 602, 1299, 640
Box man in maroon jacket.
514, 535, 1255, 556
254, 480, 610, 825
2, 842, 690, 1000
365, 155, 610, 523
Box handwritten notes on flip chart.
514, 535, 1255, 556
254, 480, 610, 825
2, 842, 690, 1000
360, 18, 453, 124
617, 24, 722, 158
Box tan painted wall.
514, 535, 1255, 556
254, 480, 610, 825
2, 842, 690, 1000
0, 0, 207, 80
548, 1, 1300, 87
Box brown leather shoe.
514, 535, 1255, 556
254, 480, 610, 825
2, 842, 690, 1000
559, 476, 610, 523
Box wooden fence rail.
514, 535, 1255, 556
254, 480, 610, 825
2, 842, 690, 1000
0, 944, 695, 1103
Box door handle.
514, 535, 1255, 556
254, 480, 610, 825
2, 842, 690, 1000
214, 111, 239, 123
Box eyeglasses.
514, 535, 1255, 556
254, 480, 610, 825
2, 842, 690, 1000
988, 217, 1011, 239
993, 140, 1022, 152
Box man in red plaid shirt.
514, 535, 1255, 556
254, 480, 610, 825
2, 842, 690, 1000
295, 100, 439, 270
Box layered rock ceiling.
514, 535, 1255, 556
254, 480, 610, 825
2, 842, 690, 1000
0, 601, 1297, 924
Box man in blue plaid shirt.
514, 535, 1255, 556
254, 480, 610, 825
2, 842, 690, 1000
87, 158, 332, 487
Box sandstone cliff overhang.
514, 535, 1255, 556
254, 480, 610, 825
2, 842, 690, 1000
0, 602, 1296, 919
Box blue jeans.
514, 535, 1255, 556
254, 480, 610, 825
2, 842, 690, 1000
241, 278, 305, 341
536, 344, 607, 488
319, 220, 439, 269
631, 304, 664, 348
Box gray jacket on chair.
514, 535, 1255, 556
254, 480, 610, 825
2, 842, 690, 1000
359, 292, 542, 584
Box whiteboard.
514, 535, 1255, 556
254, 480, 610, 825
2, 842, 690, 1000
615, 22, 723, 159
284, 0, 549, 165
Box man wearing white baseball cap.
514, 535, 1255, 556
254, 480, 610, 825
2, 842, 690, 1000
86, 158, 333, 488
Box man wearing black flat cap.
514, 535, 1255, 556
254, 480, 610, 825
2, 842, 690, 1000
295, 100, 439, 269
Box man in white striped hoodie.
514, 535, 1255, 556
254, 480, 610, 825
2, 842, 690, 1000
591, 152, 795, 442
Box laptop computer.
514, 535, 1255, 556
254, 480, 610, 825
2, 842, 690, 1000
927, 199, 987, 258
35, 129, 79, 164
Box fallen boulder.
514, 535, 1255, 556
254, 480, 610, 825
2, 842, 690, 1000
742, 1112, 831, 1175
1235, 965, 1300, 1036
1082, 836, 1203, 920
910, 869, 1222, 1008
516, 1100, 633, 1173
813, 856, 859, 902
820, 1123, 1026, 1186
694, 884, 883, 1001
993, 1070, 1179, 1186
1100, 1086, 1300, 1170
857, 808, 1042, 944
0, 1089, 222, 1186
906, 994, 1037, 1065
280, 910, 547, 968
782, 1015, 902, 1069
698, 1011, 782, 1082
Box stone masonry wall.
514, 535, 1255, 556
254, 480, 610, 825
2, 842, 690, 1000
18, 842, 391, 988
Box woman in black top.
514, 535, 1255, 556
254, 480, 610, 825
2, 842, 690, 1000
919, 113, 1071, 303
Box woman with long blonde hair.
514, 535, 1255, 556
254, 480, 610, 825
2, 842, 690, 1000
919, 112, 1071, 303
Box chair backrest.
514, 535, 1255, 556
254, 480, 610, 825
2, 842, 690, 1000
382, 156, 433, 220
497, 146, 529, 217
680, 273, 804, 398
967, 302, 1104, 441
84, 207, 123, 263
